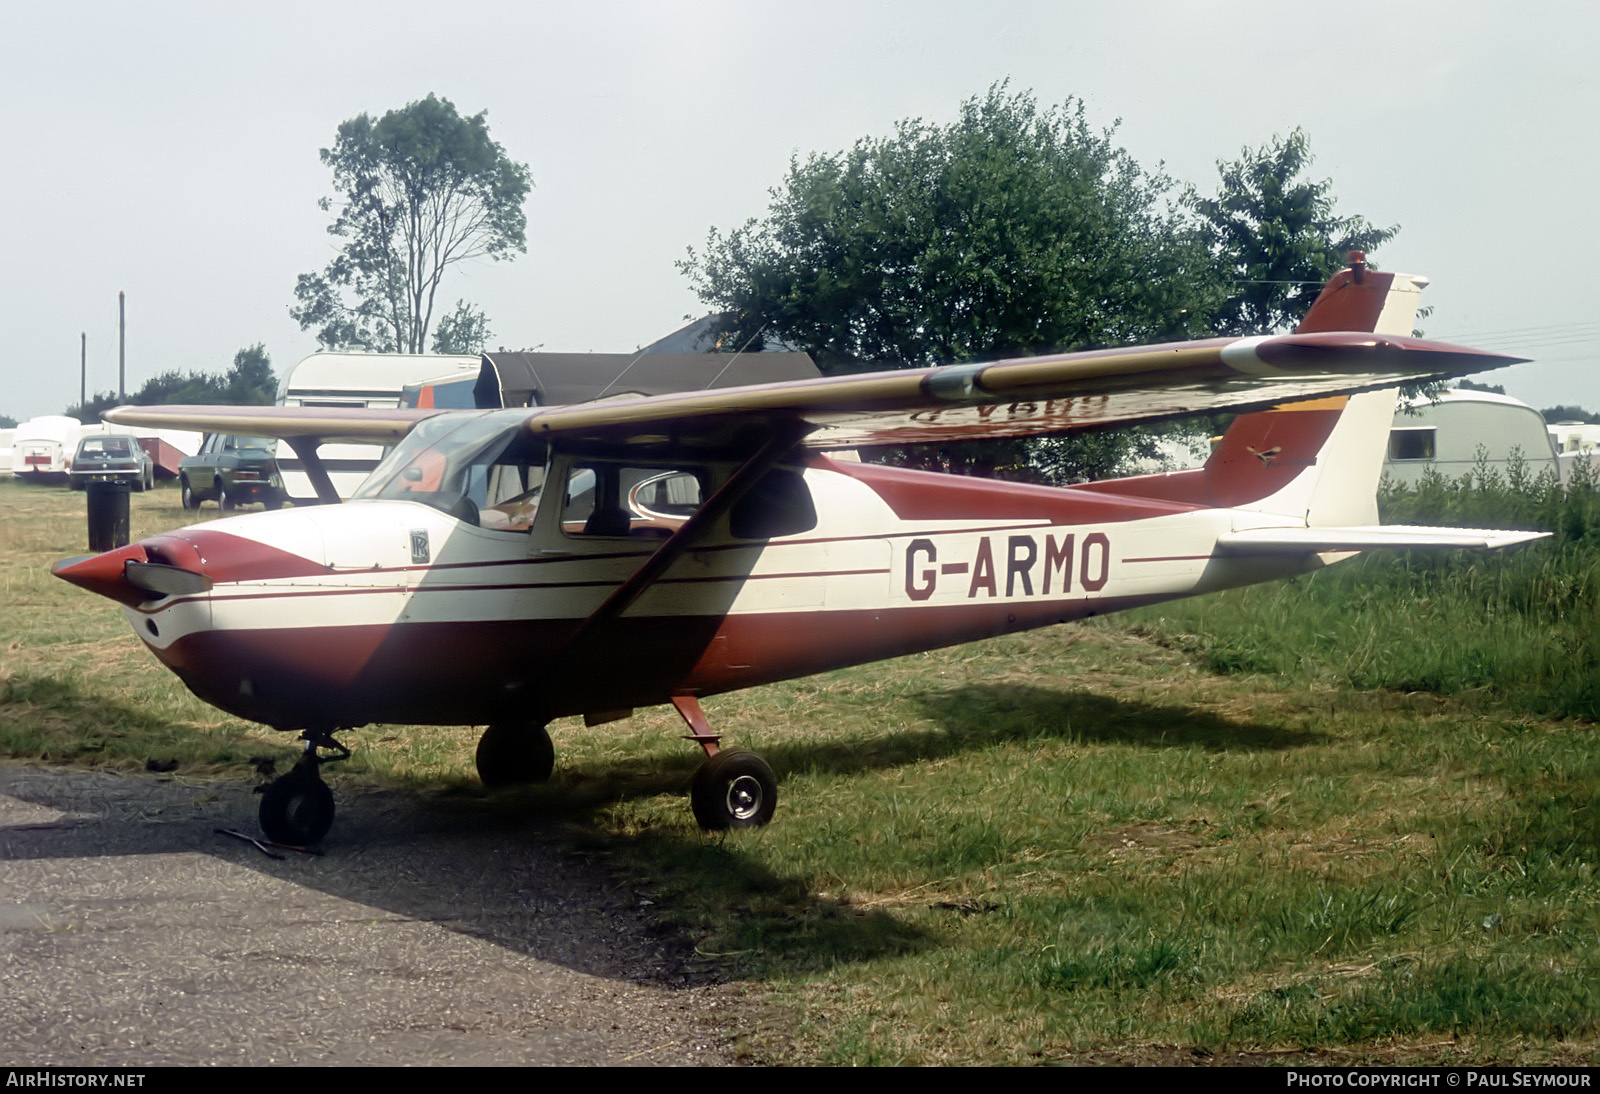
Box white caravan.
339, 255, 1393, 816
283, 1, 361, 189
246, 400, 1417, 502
1383, 389, 1559, 487
10, 416, 106, 481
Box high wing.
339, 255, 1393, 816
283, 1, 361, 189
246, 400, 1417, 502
102, 403, 439, 444
105, 331, 1521, 451
517, 331, 1519, 451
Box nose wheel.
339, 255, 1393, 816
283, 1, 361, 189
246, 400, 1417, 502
258, 731, 348, 846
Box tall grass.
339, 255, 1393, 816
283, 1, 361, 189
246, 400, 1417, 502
1132, 456, 1600, 719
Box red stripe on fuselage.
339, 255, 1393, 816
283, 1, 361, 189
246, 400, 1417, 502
150, 597, 1159, 729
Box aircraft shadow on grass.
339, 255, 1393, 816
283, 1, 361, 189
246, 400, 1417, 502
909, 683, 1329, 754
0, 672, 930, 978
0, 669, 1328, 977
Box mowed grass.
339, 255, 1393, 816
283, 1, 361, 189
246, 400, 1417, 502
1, 476, 1596, 1065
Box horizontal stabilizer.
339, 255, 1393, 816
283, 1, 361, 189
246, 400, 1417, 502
1217, 525, 1550, 554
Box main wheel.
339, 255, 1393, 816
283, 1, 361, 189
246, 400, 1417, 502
691, 749, 777, 830
259, 768, 335, 845
218, 481, 236, 511
180, 477, 198, 510
475, 721, 555, 788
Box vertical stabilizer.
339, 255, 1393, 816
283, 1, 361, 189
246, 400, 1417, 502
1295, 251, 1429, 338
1216, 253, 1424, 524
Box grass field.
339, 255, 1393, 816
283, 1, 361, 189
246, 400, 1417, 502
2, 476, 1596, 1065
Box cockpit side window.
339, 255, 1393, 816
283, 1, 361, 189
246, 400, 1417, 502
353, 411, 550, 529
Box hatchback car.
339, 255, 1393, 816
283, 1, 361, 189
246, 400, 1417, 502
69, 434, 154, 491
178, 433, 285, 510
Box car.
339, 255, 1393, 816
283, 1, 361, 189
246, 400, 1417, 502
178, 433, 285, 510
68, 433, 154, 491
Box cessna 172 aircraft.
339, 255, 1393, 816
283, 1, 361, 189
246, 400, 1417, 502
55, 257, 1540, 845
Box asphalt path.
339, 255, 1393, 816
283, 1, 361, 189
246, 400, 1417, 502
0, 765, 755, 1066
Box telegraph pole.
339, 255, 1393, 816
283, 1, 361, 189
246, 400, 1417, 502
118, 291, 126, 400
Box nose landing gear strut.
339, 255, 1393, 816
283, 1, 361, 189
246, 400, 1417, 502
258, 729, 348, 846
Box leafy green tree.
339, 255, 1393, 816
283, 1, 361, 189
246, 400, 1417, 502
430, 300, 491, 355
1186, 129, 1397, 335
0, 414, 16, 429
682, 84, 1216, 372
225, 343, 276, 404
291, 94, 532, 353
1541, 404, 1600, 424
681, 85, 1217, 476
65, 345, 275, 423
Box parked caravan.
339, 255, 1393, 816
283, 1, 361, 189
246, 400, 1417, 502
1383, 389, 1559, 486
276, 352, 480, 501
0, 428, 13, 477
1547, 420, 1600, 485
10, 416, 105, 482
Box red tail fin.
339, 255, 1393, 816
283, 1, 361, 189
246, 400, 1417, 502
1296, 251, 1428, 337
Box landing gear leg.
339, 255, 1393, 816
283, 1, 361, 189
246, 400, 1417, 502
259, 730, 349, 846
672, 696, 778, 830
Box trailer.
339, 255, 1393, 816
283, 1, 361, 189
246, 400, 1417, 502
10, 416, 105, 483
1383, 389, 1559, 486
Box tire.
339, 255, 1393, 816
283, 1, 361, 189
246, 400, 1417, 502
180, 478, 198, 510
218, 480, 235, 512
258, 768, 335, 845
691, 749, 777, 830
475, 721, 555, 788
265, 496, 284, 511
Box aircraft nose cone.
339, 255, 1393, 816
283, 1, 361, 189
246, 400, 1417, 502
54, 536, 213, 607
53, 543, 151, 606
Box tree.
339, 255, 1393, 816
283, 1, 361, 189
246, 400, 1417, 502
1540, 405, 1599, 425
682, 85, 1217, 373
291, 94, 532, 354
65, 344, 275, 423
680, 85, 1218, 477
225, 343, 276, 404
430, 300, 491, 355
1187, 129, 1397, 335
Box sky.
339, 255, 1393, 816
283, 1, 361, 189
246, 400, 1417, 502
3, 0, 1596, 423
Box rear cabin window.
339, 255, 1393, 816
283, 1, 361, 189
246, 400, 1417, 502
562, 463, 705, 538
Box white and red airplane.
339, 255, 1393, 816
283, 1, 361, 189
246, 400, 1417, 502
55, 257, 1539, 844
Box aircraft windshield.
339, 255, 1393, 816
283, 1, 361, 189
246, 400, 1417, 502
352, 410, 545, 526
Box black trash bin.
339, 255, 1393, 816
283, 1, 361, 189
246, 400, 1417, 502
86, 479, 132, 552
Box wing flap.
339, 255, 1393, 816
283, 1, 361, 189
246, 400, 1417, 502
1218, 525, 1550, 554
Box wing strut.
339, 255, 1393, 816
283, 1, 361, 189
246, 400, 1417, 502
287, 437, 341, 505
536, 417, 813, 702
